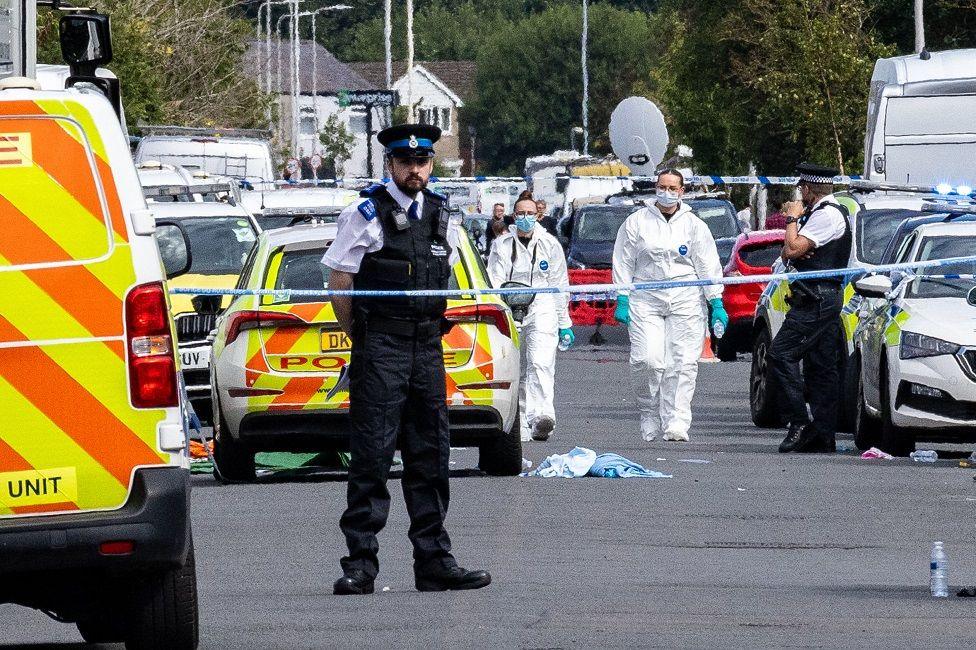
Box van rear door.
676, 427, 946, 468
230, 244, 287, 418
0, 97, 169, 518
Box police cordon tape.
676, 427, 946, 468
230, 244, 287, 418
170, 255, 976, 301
278, 174, 862, 187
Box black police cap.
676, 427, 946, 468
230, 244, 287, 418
377, 123, 441, 158
795, 162, 839, 184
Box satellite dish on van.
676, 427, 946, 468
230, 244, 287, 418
609, 97, 668, 176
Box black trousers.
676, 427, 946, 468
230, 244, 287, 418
339, 328, 453, 578
767, 283, 844, 438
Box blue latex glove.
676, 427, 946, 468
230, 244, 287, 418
558, 328, 575, 348
709, 298, 729, 329
614, 294, 630, 325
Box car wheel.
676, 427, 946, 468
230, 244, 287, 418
853, 358, 881, 450
717, 335, 737, 362
749, 328, 780, 428
879, 360, 914, 457
212, 395, 256, 483
76, 611, 127, 644
123, 539, 199, 650
837, 344, 857, 434
479, 413, 523, 476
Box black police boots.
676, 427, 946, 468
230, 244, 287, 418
778, 423, 809, 453
415, 560, 492, 592
333, 569, 375, 595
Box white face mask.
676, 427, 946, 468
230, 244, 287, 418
655, 189, 680, 208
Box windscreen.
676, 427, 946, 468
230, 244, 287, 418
688, 199, 739, 239
739, 242, 783, 268
256, 212, 340, 231
159, 217, 256, 275
856, 209, 922, 264
574, 206, 633, 243
907, 236, 976, 299
274, 248, 333, 299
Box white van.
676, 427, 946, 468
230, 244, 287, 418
864, 48, 976, 186
135, 133, 276, 189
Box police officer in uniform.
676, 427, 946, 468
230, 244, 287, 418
323, 124, 491, 595
769, 163, 852, 454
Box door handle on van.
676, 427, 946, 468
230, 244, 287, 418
131, 208, 156, 236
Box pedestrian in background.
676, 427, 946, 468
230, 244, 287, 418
486, 201, 510, 247
768, 163, 851, 454
612, 169, 728, 442
488, 190, 574, 442
324, 123, 490, 595
537, 198, 559, 237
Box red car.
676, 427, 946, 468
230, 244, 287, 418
717, 229, 785, 361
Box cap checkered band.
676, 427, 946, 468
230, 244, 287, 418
798, 173, 835, 184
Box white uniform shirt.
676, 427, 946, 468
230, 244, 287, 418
612, 201, 724, 302
487, 224, 572, 329
322, 179, 461, 273
798, 194, 848, 248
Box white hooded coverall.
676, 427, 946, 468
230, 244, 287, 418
612, 202, 723, 441
488, 224, 571, 441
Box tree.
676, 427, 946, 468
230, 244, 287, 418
721, 0, 893, 173
468, 3, 659, 173
318, 113, 356, 175
38, 0, 273, 129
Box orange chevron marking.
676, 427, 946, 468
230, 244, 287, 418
0, 316, 163, 486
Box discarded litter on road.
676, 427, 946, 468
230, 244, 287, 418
911, 450, 939, 463
677, 459, 712, 464
521, 447, 670, 478
860, 447, 894, 460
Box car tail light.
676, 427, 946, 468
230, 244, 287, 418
99, 540, 135, 555
445, 304, 512, 339
125, 282, 178, 408
224, 310, 306, 346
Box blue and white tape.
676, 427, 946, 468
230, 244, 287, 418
170, 255, 976, 300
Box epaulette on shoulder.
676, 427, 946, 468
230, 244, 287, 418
359, 183, 384, 198
357, 198, 378, 221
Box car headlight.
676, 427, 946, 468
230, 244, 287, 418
899, 331, 961, 359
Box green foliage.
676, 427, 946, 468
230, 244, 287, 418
468, 3, 657, 173
318, 113, 356, 173
37, 0, 273, 129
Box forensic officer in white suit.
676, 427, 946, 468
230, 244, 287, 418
612, 169, 728, 442
487, 191, 574, 443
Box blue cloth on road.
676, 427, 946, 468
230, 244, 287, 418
588, 453, 671, 479
520, 448, 671, 479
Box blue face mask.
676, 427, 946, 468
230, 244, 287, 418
515, 216, 536, 233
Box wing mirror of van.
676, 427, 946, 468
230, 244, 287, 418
853, 274, 892, 299
59, 14, 113, 72
154, 221, 192, 279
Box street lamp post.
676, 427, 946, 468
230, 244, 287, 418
581, 0, 589, 156
406, 0, 414, 121
296, 5, 352, 153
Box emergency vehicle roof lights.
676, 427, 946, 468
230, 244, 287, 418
920, 201, 976, 215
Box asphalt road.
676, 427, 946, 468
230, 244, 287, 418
4, 325, 976, 648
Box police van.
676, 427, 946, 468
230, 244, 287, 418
0, 11, 198, 648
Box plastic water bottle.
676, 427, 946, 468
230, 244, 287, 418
930, 541, 948, 597
712, 321, 725, 339
910, 450, 939, 462
558, 332, 572, 351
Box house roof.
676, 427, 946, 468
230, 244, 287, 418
347, 61, 477, 104
246, 40, 379, 95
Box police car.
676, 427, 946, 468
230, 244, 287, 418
0, 14, 198, 646
153, 202, 260, 423
208, 223, 522, 480
750, 182, 973, 430
851, 220, 976, 455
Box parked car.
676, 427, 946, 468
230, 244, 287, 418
750, 185, 973, 431
718, 229, 785, 361
209, 223, 522, 481
851, 221, 976, 455
240, 187, 359, 231
154, 202, 260, 423
134, 130, 276, 189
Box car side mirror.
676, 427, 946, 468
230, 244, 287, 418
853, 274, 892, 299
59, 14, 113, 71
154, 221, 192, 279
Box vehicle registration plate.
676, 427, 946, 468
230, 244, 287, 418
320, 330, 352, 352
180, 346, 211, 370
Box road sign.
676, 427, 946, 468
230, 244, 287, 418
338, 90, 350, 108
609, 97, 668, 176
309, 154, 322, 171
285, 157, 300, 178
